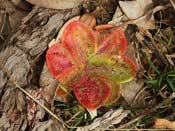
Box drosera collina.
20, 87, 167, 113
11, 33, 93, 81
46, 19, 137, 111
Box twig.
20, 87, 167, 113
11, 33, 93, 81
131, 86, 147, 106
15, 83, 65, 125
65, 111, 82, 124
153, 11, 162, 39
0, 10, 6, 34
170, 0, 175, 9
118, 115, 145, 129
166, 54, 175, 58
0, 10, 7, 40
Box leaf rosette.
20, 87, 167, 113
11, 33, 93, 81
46, 21, 137, 110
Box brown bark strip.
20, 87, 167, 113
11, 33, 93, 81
0, 6, 79, 131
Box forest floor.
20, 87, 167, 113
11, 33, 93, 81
0, 0, 175, 130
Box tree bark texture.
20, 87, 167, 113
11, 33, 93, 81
0, 6, 79, 131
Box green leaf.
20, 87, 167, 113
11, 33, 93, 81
89, 55, 137, 84
166, 79, 175, 91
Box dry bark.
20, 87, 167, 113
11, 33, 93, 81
0, 6, 79, 131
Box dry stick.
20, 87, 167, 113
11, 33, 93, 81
65, 111, 82, 124
118, 115, 145, 129
0, 11, 7, 40
0, 62, 67, 128
118, 93, 175, 129
166, 54, 175, 58
15, 83, 64, 124
170, 0, 175, 9
131, 86, 147, 106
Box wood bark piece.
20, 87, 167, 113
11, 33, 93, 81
76, 108, 130, 131
0, 6, 79, 131
26, 0, 84, 9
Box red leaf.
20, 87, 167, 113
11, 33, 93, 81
97, 29, 127, 55
74, 75, 111, 110
62, 21, 98, 62
56, 64, 84, 85
46, 44, 73, 77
